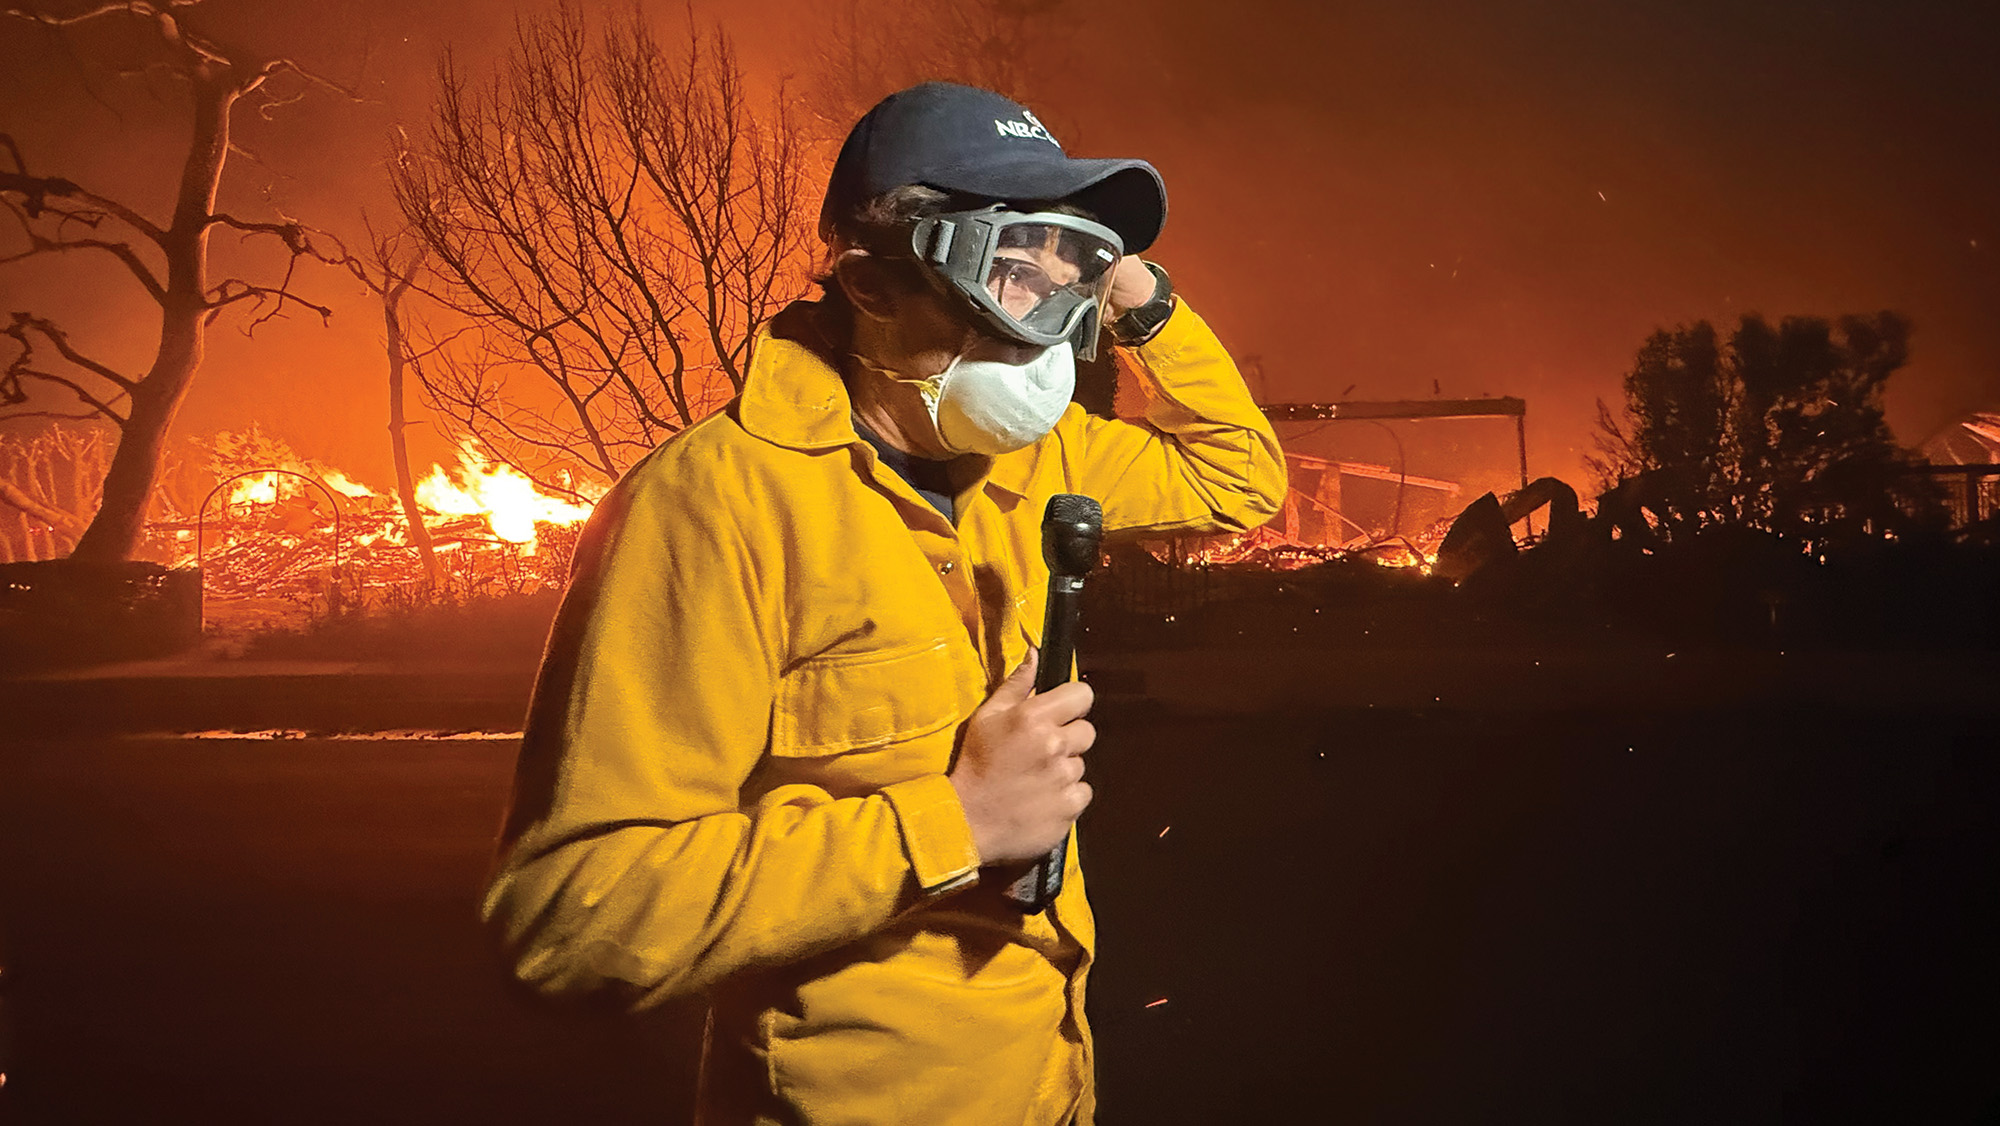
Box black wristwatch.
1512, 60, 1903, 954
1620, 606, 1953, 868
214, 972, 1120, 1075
1109, 261, 1175, 346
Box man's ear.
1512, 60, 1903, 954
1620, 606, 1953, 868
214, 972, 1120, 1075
832, 249, 901, 322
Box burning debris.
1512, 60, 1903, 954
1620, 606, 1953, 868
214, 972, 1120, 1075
413, 443, 598, 546
0, 425, 108, 562
0, 425, 605, 637
1140, 398, 1537, 576
152, 432, 604, 615
9, 381, 1991, 661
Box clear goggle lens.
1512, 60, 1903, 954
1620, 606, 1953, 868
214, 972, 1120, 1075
983, 222, 1120, 341
911, 210, 1126, 359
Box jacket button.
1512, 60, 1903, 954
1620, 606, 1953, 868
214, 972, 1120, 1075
938, 560, 956, 574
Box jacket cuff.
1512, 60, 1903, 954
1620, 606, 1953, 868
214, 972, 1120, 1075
1129, 294, 1201, 363
882, 774, 981, 895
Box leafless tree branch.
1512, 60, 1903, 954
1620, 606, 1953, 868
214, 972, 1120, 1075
204, 210, 308, 251
0, 348, 134, 429
0, 225, 169, 304
0, 408, 113, 424
5, 1, 228, 67
0, 157, 167, 244
394, 3, 811, 484
223, 139, 280, 177
4, 312, 138, 393
248, 55, 370, 105
203, 270, 333, 330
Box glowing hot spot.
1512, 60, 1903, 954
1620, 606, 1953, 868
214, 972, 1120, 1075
417, 441, 595, 545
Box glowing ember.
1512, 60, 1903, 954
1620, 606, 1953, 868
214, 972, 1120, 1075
416, 442, 596, 546
1140, 451, 1463, 573
228, 473, 280, 507
142, 429, 613, 619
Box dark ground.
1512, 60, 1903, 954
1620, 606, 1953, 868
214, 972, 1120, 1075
1, 654, 1998, 1124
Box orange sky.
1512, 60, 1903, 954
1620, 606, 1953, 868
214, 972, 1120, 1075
2, 0, 1994, 494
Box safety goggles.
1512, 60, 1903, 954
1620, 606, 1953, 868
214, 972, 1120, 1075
906, 208, 1125, 361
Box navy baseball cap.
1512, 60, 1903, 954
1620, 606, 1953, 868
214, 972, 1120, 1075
820, 82, 1168, 254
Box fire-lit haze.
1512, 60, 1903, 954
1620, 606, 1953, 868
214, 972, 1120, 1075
2, 0, 1995, 502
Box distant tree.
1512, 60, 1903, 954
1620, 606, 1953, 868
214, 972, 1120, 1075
337, 223, 440, 587
0, 423, 108, 560
1588, 322, 1732, 541
1591, 312, 1940, 547
803, 0, 1073, 138
0, 1, 353, 563
392, 4, 812, 492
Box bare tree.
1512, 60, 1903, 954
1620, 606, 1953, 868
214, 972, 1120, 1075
0, 0, 353, 563
802, 0, 1076, 145
338, 222, 441, 587
0, 423, 107, 561
392, 4, 813, 492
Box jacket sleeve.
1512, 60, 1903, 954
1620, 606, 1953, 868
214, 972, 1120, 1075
1061, 299, 1288, 534
481, 455, 980, 1008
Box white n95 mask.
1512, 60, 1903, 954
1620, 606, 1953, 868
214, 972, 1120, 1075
919, 340, 1076, 456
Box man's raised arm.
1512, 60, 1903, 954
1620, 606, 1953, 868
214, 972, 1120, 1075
1057, 295, 1288, 536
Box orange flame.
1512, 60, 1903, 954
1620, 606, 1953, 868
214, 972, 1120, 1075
224, 465, 377, 508
415, 441, 597, 548
228, 473, 280, 507
173, 433, 608, 602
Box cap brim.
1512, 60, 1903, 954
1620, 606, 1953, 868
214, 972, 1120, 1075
923, 157, 1167, 254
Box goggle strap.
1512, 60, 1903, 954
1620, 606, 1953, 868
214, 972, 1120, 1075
918, 218, 956, 267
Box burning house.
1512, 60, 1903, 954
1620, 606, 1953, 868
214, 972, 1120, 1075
1920, 410, 2000, 528
3, 393, 1546, 655
1136, 397, 1533, 570
0, 422, 608, 663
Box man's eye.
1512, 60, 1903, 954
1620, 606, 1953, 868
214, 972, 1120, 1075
991, 261, 1049, 293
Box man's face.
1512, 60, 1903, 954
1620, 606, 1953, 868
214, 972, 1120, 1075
860, 268, 1046, 382
841, 207, 1111, 381
836, 209, 1105, 458
838, 249, 1044, 460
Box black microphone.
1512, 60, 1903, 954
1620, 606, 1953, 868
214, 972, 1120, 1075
1002, 493, 1103, 913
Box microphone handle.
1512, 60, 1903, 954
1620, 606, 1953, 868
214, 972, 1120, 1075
1033, 578, 1084, 695
1002, 576, 1086, 912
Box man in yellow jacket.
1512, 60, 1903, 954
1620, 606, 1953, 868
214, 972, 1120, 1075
484, 82, 1286, 1125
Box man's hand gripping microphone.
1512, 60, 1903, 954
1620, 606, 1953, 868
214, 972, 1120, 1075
1002, 494, 1103, 913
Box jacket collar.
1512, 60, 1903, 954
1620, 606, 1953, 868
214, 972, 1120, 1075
983, 441, 1036, 499
738, 300, 1037, 498
737, 303, 859, 452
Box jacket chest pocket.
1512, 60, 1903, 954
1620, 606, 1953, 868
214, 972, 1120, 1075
1009, 592, 1043, 673
770, 637, 979, 757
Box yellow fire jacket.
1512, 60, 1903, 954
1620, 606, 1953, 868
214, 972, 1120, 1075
485, 297, 1285, 1126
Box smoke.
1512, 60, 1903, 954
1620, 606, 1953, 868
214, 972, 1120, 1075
2, 0, 1995, 493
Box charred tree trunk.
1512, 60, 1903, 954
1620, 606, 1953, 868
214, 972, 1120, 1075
382, 273, 439, 586
67, 73, 235, 562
